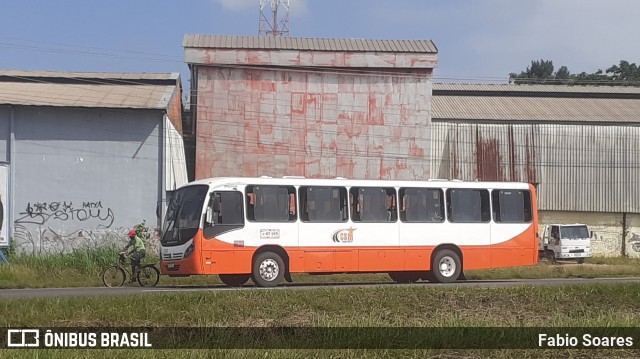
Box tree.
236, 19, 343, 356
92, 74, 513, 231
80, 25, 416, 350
606, 60, 640, 82
509, 59, 555, 84
509, 59, 640, 86
555, 66, 570, 80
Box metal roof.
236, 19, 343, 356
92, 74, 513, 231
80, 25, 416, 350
433, 83, 640, 123
433, 83, 640, 95
0, 70, 179, 109
0, 70, 179, 81
183, 35, 438, 53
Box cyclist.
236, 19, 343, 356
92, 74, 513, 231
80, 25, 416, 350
121, 229, 146, 282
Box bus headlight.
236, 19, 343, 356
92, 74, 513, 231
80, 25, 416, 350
184, 243, 195, 258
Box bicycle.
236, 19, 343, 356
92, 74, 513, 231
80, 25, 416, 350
101, 252, 160, 287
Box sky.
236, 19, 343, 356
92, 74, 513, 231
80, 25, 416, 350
1, 0, 639, 89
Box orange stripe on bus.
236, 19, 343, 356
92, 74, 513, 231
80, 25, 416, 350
160, 225, 538, 276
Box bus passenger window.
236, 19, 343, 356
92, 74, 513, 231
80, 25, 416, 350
350, 187, 397, 223
446, 189, 490, 223
400, 188, 444, 223
203, 191, 244, 239
246, 185, 296, 222
299, 186, 347, 223
492, 189, 532, 223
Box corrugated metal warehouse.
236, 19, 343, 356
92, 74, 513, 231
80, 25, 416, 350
184, 35, 640, 258
184, 35, 438, 181
431, 83, 640, 257
0, 70, 188, 254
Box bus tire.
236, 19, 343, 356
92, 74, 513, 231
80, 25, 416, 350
430, 249, 461, 283
577, 258, 585, 264
219, 274, 250, 287
389, 271, 421, 283
252, 252, 285, 287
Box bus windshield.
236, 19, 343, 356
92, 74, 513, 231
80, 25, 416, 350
161, 185, 209, 246
560, 226, 589, 240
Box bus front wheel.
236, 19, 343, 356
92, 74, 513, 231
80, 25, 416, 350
252, 252, 285, 287
219, 274, 250, 287
430, 249, 461, 283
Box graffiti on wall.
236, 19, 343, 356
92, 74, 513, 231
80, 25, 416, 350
630, 232, 640, 253
13, 200, 118, 254
587, 228, 621, 256
12, 224, 127, 255
15, 201, 115, 228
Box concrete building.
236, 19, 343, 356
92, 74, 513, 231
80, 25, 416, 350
431, 83, 640, 257
183, 35, 438, 181
0, 70, 188, 254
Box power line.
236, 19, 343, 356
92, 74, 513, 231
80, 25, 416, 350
3, 36, 640, 87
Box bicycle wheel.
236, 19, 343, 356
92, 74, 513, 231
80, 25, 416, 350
102, 266, 126, 287
137, 265, 160, 287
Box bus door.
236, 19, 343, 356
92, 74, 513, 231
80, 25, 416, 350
201, 189, 246, 274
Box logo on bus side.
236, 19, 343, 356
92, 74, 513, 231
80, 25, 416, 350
332, 227, 357, 243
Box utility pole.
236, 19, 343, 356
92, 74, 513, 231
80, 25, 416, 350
258, 0, 290, 37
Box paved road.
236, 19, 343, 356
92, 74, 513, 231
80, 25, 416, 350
2, 277, 640, 299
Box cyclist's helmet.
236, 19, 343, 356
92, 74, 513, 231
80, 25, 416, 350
128, 229, 137, 237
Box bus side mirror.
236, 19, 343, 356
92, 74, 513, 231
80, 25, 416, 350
590, 231, 594, 238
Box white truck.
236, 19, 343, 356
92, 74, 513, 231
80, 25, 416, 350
539, 224, 592, 264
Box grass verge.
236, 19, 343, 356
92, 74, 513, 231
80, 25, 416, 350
1, 284, 640, 358
1, 247, 640, 289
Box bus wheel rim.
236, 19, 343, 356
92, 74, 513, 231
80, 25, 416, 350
439, 257, 455, 277
259, 259, 279, 281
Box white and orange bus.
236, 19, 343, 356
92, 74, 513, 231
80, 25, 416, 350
159, 176, 538, 287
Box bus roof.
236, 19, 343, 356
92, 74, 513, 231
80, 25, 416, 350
180, 176, 534, 190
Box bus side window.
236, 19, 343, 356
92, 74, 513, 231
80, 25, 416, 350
492, 189, 532, 223
203, 191, 244, 239
300, 186, 347, 223
351, 187, 396, 223
447, 189, 490, 223
400, 188, 444, 223
246, 185, 296, 222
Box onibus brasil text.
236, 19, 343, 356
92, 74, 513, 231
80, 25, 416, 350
6, 329, 152, 348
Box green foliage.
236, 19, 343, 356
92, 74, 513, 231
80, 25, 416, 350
509, 59, 555, 83
510, 59, 640, 86
7, 246, 120, 275
133, 220, 151, 240
1, 239, 16, 259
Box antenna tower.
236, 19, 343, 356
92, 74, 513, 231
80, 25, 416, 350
258, 0, 290, 37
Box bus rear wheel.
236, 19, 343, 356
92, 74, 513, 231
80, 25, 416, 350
219, 274, 250, 287
429, 249, 461, 283
388, 271, 422, 283
252, 252, 285, 287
